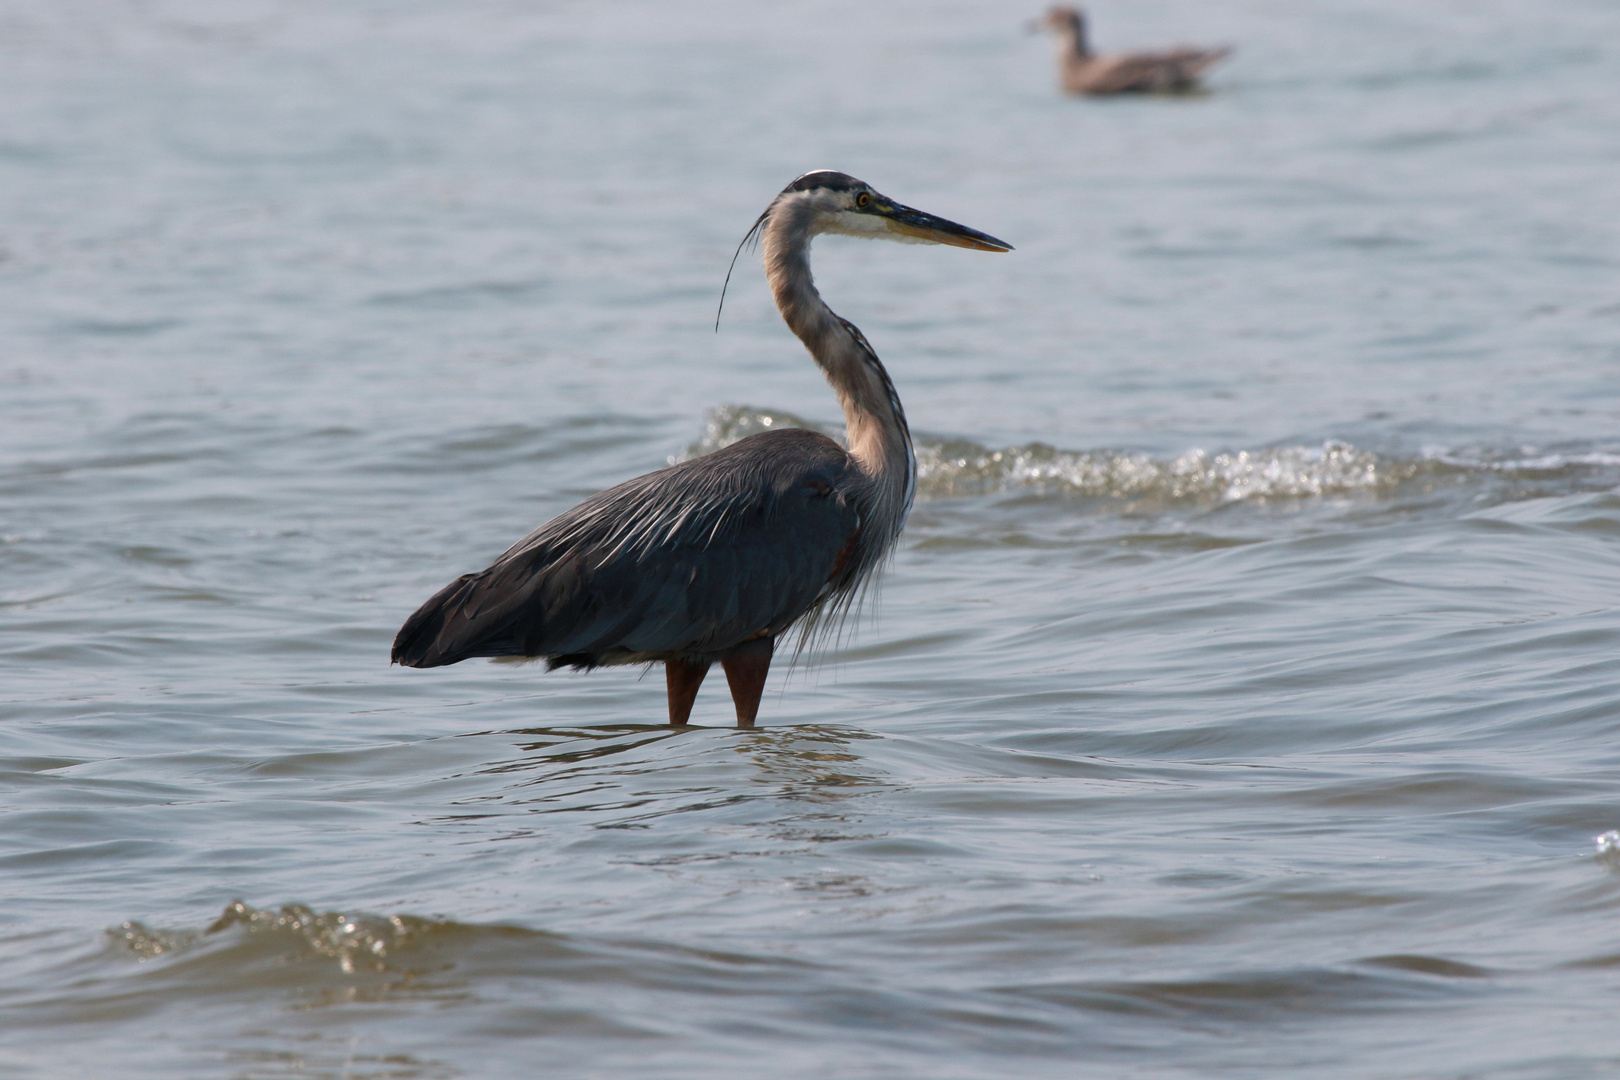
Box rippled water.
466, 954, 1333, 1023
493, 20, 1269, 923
5, 0, 1620, 1076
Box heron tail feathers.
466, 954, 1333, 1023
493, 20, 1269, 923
391, 572, 526, 668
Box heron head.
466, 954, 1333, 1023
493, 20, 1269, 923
715, 171, 1011, 330
772, 170, 1013, 253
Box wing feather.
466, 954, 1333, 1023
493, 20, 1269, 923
392, 429, 864, 669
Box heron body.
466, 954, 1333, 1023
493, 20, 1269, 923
1038, 6, 1230, 95
392, 171, 1011, 726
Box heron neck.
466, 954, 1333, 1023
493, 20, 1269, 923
761, 203, 915, 525
1057, 20, 1091, 59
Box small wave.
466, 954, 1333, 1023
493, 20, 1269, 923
112, 900, 444, 974
103, 899, 813, 995
681, 405, 1408, 504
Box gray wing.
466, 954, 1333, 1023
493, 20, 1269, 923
392, 428, 863, 669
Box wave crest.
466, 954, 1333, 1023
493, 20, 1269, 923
682, 405, 1407, 504
917, 439, 1395, 501
112, 900, 444, 974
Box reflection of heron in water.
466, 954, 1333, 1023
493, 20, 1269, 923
393, 171, 1011, 727
1035, 6, 1231, 95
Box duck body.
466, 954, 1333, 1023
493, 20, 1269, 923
1039, 6, 1230, 95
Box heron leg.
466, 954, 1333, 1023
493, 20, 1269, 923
665, 658, 710, 725
721, 636, 773, 728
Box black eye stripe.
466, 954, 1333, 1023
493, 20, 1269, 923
785, 170, 861, 193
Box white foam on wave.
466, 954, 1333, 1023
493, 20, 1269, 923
1426, 448, 1620, 472
681, 406, 1407, 505
915, 439, 1392, 501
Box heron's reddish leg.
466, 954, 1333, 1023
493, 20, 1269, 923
665, 658, 710, 725
721, 637, 773, 728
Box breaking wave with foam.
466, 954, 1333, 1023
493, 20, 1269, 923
915, 439, 1396, 501
113, 900, 442, 974
679, 405, 1409, 504
679, 405, 1620, 507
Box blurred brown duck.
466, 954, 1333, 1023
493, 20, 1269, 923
1035, 6, 1231, 95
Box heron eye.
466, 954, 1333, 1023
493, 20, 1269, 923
856, 192, 871, 208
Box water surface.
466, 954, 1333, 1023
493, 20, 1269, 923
4, 1, 1620, 1076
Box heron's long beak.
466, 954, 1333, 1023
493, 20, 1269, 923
872, 201, 1014, 252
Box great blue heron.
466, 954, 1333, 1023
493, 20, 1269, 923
1035, 6, 1231, 95
392, 171, 1011, 726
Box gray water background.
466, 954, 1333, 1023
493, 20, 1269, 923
4, 0, 1620, 1076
